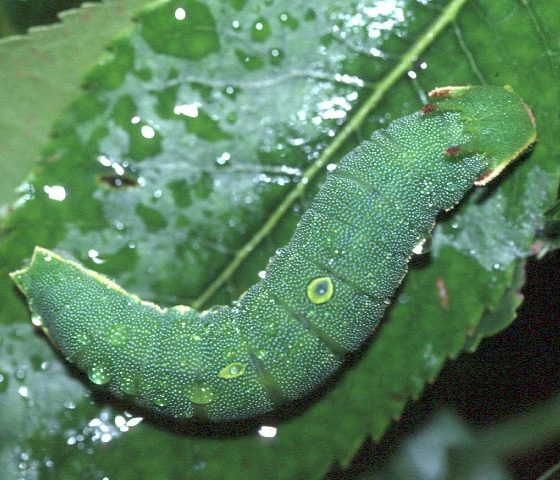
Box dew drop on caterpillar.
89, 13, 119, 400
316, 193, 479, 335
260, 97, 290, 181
11, 86, 537, 422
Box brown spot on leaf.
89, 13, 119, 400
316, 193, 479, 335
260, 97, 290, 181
436, 277, 449, 310
98, 174, 138, 188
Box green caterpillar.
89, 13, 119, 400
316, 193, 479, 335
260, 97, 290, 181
11, 86, 536, 422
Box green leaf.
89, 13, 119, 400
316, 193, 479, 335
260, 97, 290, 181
0, 0, 559, 478
0, 0, 156, 207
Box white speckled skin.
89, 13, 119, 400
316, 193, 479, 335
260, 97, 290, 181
11, 86, 536, 421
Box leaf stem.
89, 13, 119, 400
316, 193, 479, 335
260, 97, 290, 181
192, 0, 470, 310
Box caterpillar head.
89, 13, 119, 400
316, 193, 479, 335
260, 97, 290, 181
428, 85, 537, 185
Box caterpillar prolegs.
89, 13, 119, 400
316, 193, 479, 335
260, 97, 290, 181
11, 86, 537, 422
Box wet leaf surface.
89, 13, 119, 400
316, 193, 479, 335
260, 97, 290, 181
0, 0, 558, 478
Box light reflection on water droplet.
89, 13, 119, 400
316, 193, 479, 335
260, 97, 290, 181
18, 385, 29, 398
216, 151, 231, 165
412, 237, 430, 255
174, 7, 186, 20
174, 102, 200, 117
141, 125, 155, 139
0, 371, 8, 393
31, 315, 43, 327
87, 248, 105, 265
258, 425, 277, 438
43, 185, 67, 201
66, 410, 143, 448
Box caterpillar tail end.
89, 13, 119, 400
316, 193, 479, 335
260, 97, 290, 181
10, 246, 50, 295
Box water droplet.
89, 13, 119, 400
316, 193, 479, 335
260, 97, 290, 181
218, 362, 246, 379
193, 460, 207, 472
88, 365, 111, 385
0, 370, 9, 393
43, 185, 67, 201
278, 12, 299, 30
398, 293, 410, 304
186, 383, 214, 405
119, 376, 138, 395
174, 7, 186, 21
304, 8, 316, 21
251, 17, 271, 42
140, 125, 155, 139
31, 314, 43, 327
258, 425, 277, 438
18, 385, 29, 398
268, 47, 284, 65
215, 151, 231, 165
107, 324, 128, 347
412, 236, 432, 255
235, 49, 264, 70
